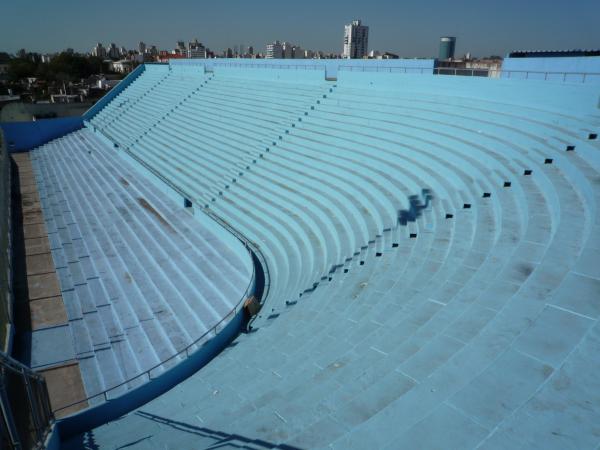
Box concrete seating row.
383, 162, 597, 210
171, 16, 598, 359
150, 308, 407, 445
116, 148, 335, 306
29, 127, 253, 405
61, 69, 600, 449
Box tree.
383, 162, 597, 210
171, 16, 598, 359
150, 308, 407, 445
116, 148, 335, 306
7, 58, 37, 81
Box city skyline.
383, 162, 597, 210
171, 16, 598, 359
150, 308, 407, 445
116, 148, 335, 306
2, 0, 600, 58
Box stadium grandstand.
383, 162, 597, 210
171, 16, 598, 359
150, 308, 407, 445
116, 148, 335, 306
1, 55, 600, 449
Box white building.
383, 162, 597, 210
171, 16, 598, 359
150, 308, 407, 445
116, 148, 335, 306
92, 43, 106, 58
97, 78, 121, 90
466, 59, 503, 78
110, 60, 133, 73
343, 20, 369, 59
50, 94, 82, 103
266, 41, 283, 59
108, 43, 119, 59
188, 39, 206, 59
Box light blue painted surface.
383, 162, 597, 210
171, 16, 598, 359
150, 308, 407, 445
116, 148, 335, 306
45, 66, 600, 449
501, 56, 600, 83
56, 307, 246, 440
28, 127, 254, 407
29, 325, 75, 368
175, 57, 435, 79
82, 63, 147, 121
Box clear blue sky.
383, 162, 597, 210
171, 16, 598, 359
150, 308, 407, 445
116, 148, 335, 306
2, 0, 599, 57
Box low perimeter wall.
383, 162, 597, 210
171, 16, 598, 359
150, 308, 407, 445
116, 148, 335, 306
0, 131, 12, 352
172, 57, 436, 79
0, 117, 83, 153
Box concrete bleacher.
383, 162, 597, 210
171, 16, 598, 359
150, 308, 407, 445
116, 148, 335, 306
50, 65, 600, 448
28, 127, 254, 407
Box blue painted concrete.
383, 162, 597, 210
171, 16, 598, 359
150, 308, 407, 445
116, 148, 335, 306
20, 64, 600, 449
82, 63, 147, 121
0, 117, 83, 152
57, 306, 246, 440
29, 127, 254, 411
29, 325, 75, 368
176, 57, 435, 79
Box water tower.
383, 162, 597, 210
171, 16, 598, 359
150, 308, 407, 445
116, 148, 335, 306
439, 36, 456, 60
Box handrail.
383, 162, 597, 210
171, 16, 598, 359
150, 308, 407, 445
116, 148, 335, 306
0, 352, 44, 381
338, 65, 432, 74
337, 65, 600, 82
213, 62, 323, 71
1, 351, 54, 449
52, 134, 270, 414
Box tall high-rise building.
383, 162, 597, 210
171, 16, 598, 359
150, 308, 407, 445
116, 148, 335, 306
92, 43, 106, 58
176, 41, 186, 56
108, 43, 119, 59
138, 41, 147, 54
282, 42, 293, 59
266, 41, 283, 59
293, 46, 305, 59
439, 37, 456, 60
188, 39, 206, 59
343, 20, 369, 59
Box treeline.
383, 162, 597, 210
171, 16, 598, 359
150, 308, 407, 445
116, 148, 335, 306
4, 52, 111, 82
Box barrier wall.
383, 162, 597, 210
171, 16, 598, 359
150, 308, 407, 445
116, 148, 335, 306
501, 56, 600, 83
338, 70, 600, 115
172, 58, 436, 79
0, 132, 12, 352
215, 66, 327, 83
0, 117, 83, 153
